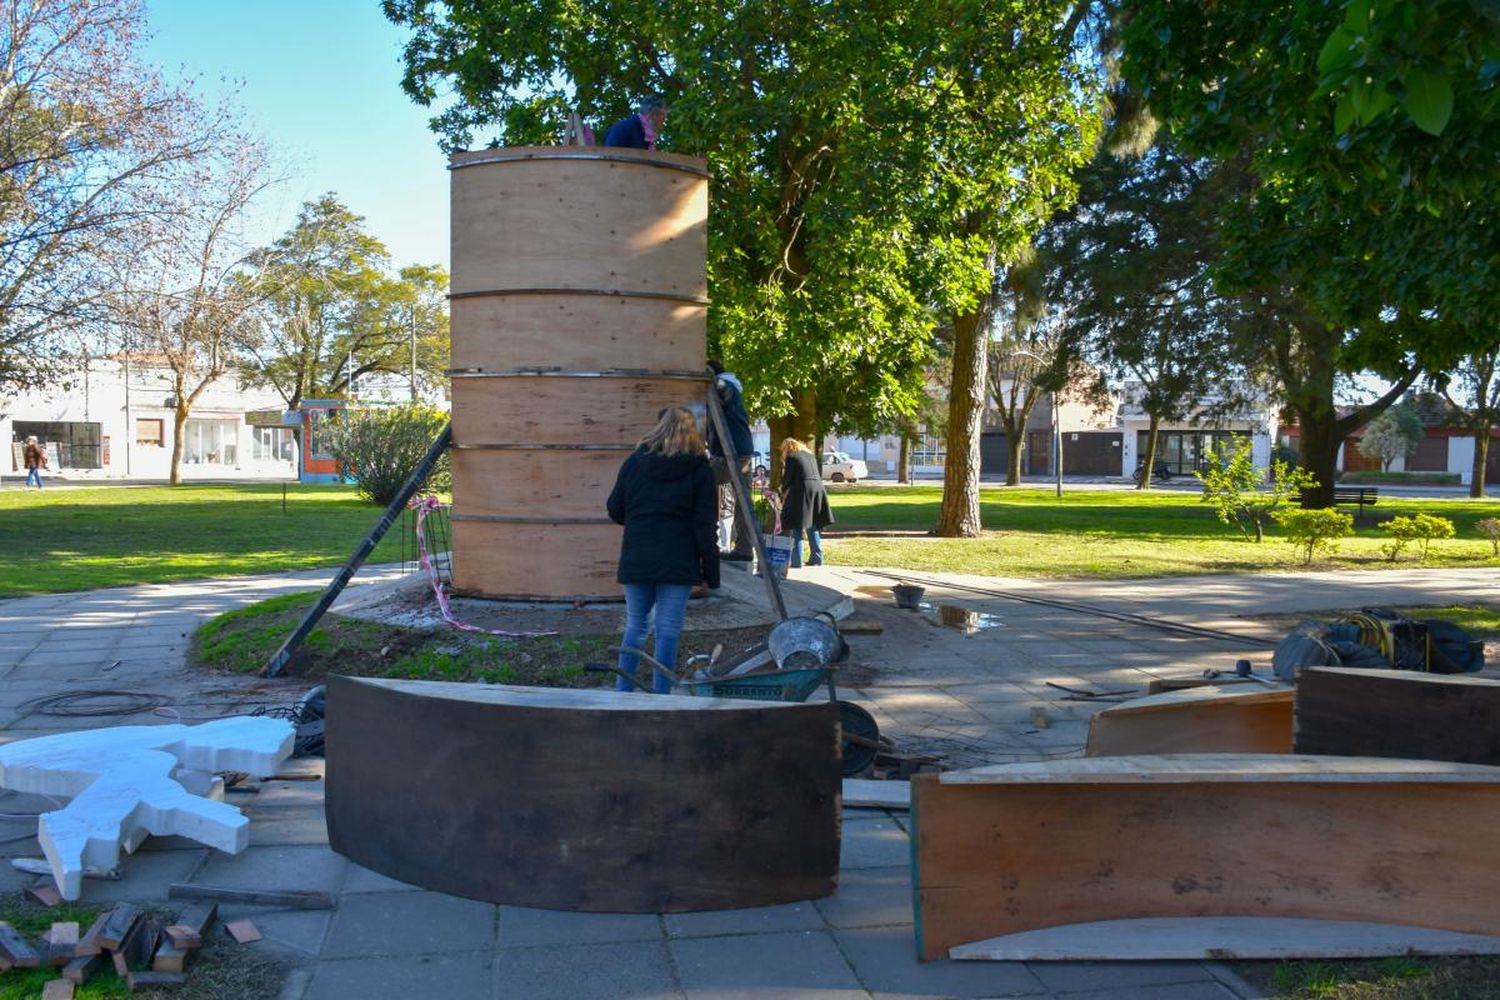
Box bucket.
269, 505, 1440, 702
769, 615, 844, 670
760, 535, 794, 579
892, 584, 925, 609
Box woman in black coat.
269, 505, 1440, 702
778, 438, 834, 568
606, 407, 719, 693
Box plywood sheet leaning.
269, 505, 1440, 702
1085, 686, 1293, 757
325, 675, 841, 912
1294, 667, 1500, 765
911, 754, 1500, 961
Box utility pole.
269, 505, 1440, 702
1053, 392, 1063, 498
409, 304, 418, 402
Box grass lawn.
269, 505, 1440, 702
1239, 956, 1500, 999
0, 484, 411, 598
820, 486, 1500, 578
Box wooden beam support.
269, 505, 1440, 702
1295, 667, 1500, 764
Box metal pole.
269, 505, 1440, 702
1054, 393, 1063, 498
704, 375, 788, 620
409, 306, 418, 402
262, 423, 452, 677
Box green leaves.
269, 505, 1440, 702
1403, 66, 1456, 134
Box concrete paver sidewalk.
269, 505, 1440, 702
2, 564, 1494, 997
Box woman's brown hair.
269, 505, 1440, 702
640, 406, 705, 457
779, 436, 812, 457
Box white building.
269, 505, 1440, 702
2, 357, 298, 481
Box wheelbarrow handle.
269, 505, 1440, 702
584, 662, 649, 691
609, 645, 685, 686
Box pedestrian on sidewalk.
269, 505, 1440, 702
606, 406, 720, 693
22, 436, 47, 490
778, 437, 832, 568
706, 359, 755, 563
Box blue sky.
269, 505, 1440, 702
144, 1, 450, 269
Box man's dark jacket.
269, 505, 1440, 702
707, 372, 754, 460
603, 115, 648, 149
607, 448, 720, 588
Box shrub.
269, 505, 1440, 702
323, 404, 451, 506
1196, 438, 1319, 542
1478, 517, 1500, 557
1274, 508, 1353, 565
1380, 513, 1456, 562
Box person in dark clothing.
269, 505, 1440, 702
705, 360, 756, 561
778, 438, 833, 567
606, 406, 719, 693
602, 95, 668, 150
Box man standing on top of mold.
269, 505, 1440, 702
602, 96, 667, 150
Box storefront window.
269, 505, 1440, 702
252, 426, 296, 463
12, 421, 102, 469
183, 419, 239, 465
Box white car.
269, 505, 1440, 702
821, 451, 868, 483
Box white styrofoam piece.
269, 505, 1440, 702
0, 718, 293, 899
949, 916, 1500, 961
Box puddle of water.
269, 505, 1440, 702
927, 603, 1004, 635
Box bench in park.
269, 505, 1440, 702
1332, 486, 1379, 521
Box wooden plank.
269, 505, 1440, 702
449, 147, 708, 299
168, 901, 216, 947
450, 294, 705, 373
74, 911, 110, 957
838, 616, 884, 635
0, 920, 42, 968
325, 674, 840, 912
452, 448, 633, 519
1147, 675, 1259, 694
111, 917, 154, 977
1086, 686, 1293, 756
223, 919, 261, 944
151, 943, 188, 973
27, 883, 62, 907
912, 757, 1500, 961
126, 970, 185, 991
842, 778, 910, 810
1295, 667, 1500, 765
450, 376, 702, 446
40, 979, 73, 1000
949, 916, 1500, 961
449, 520, 622, 601
169, 884, 332, 910
62, 952, 104, 985
47, 922, 78, 966
95, 904, 141, 951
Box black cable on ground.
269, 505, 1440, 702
867, 571, 1277, 648
14, 690, 168, 718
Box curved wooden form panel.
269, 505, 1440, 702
448, 520, 622, 601
452, 448, 631, 520
450, 295, 705, 373
912, 754, 1500, 961
450, 376, 704, 447
450, 147, 707, 299
1295, 667, 1500, 765
1085, 686, 1293, 757
325, 676, 840, 912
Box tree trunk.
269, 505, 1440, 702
1296, 412, 1343, 508
768, 413, 794, 489
1473, 427, 1490, 498
1005, 429, 1024, 486
1137, 415, 1161, 491
169, 398, 189, 486
898, 435, 912, 484
791, 388, 817, 452
936, 304, 989, 537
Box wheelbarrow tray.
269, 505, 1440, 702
677, 666, 829, 703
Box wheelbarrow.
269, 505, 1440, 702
586, 617, 882, 777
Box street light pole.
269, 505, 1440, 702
1053, 392, 1063, 498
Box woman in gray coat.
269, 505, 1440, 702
778, 438, 833, 567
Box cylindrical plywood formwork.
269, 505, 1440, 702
448, 147, 709, 600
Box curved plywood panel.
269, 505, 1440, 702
449, 520, 622, 600
452, 448, 631, 520
450, 148, 707, 299
913, 754, 1500, 960
1295, 667, 1500, 765
325, 676, 841, 912
450, 376, 704, 448
1085, 686, 1293, 757
450, 295, 705, 373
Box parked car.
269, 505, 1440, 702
821, 451, 868, 483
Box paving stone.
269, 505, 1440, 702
500, 906, 663, 946
841, 817, 912, 870
1028, 961, 1220, 994
308, 951, 493, 1000
245, 908, 334, 957
321, 890, 495, 959
671, 891, 840, 938
195, 844, 348, 895
341, 863, 421, 895
671, 931, 864, 999
79, 846, 208, 904
246, 808, 329, 847
1056, 982, 1240, 1000
836, 925, 1047, 998
493, 940, 681, 999
815, 866, 912, 929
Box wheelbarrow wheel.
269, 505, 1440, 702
837, 701, 880, 777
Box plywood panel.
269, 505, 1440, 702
1086, 687, 1293, 757
450, 519, 622, 600
450, 377, 704, 447
452, 448, 631, 520
325, 675, 841, 911
912, 756, 1500, 960
1295, 667, 1500, 765
450, 149, 707, 299
450, 294, 705, 372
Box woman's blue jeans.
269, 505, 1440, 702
24, 468, 42, 489
617, 582, 693, 694
789, 528, 823, 567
